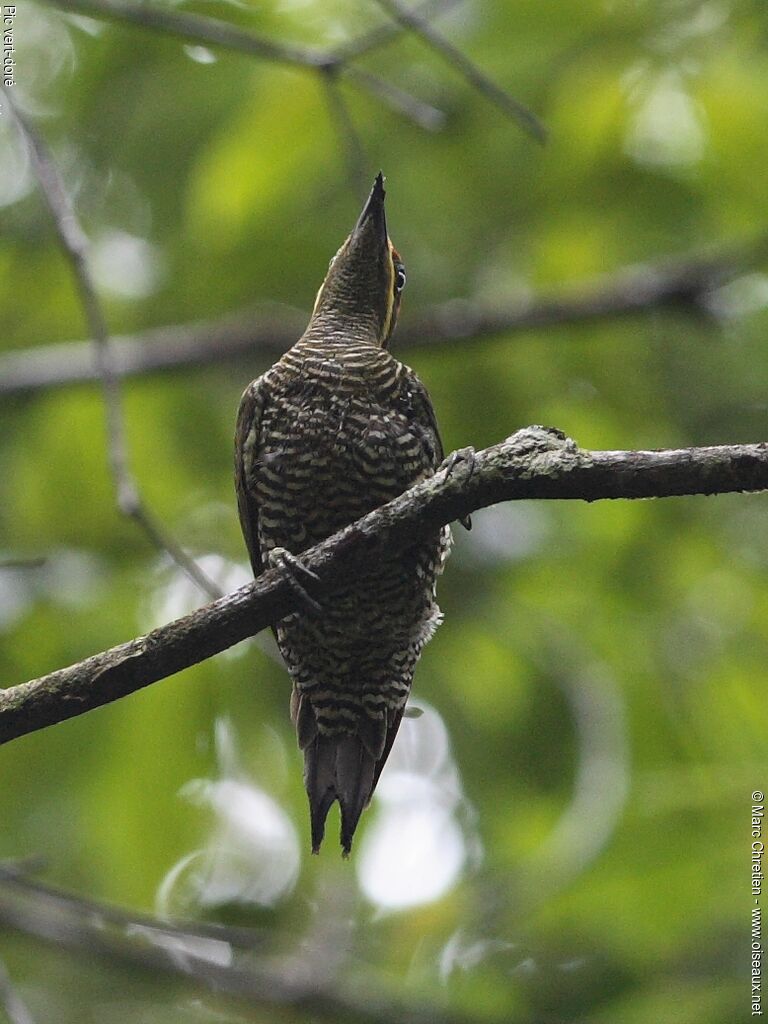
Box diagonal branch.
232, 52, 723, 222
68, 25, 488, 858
47, 0, 448, 130
373, 0, 547, 142
2, 236, 764, 396
342, 64, 447, 130
332, 0, 465, 63
0, 956, 35, 1024
0, 861, 267, 950
2, 427, 768, 748
320, 69, 368, 195
46, 0, 541, 138
2, 87, 222, 602
0, 864, 478, 1024
53, 0, 331, 66
52, 0, 460, 68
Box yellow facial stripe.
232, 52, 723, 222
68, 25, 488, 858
311, 279, 325, 317
312, 245, 344, 317
380, 242, 396, 341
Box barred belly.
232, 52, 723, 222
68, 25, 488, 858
252, 357, 447, 734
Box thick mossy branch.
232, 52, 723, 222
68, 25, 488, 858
2, 427, 767, 747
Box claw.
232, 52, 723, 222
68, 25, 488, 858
441, 447, 476, 531
269, 547, 322, 615
442, 446, 477, 484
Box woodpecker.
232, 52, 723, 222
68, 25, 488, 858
234, 174, 449, 855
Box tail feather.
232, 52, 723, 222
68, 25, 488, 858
336, 734, 376, 856
304, 735, 341, 854
301, 706, 406, 855
304, 732, 375, 856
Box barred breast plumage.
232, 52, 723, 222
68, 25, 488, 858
235, 175, 449, 854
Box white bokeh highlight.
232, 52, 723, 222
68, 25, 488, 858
157, 718, 300, 915
89, 230, 166, 300
624, 68, 706, 168
356, 701, 478, 911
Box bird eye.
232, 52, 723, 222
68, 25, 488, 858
395, 265, 406, 294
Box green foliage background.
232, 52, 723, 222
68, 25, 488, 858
2, 0, 768, 1019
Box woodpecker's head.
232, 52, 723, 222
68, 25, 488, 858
310, 173, 406, 347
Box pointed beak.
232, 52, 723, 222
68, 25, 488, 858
353, 171, 388, 247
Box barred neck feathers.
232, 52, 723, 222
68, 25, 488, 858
302, 306, 382, 349
280, 331, 399, 383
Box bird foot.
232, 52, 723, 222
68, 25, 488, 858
268, 547, 323, 615
440, 447, 476, 531
442, 446, 477, 482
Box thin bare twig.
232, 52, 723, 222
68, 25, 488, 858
2, 236, 763, 396
321, 70, 368, 196
342, 64, 447, 130
373, 0, 547, 142
332, 0, 465, 63
2, 427, 768, 747
47, 0, 447, 131
0, 958, 35, 1024
44, 0, 547, 138
55, 0, 330, 66
2, 88, 222, 602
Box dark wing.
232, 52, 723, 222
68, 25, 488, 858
234, 376, 269, 578
400, 365, 445, 472
362, 365, 448, 804
403, 363, 472, 530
